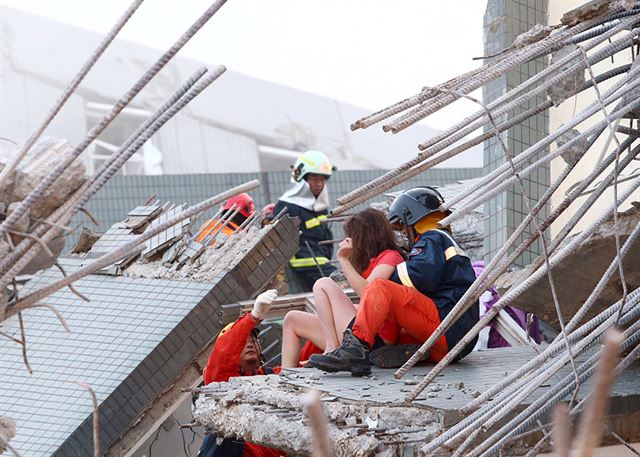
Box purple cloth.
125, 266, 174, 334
472, 260, 541, 348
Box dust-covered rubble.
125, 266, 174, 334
193, 375, 444, 457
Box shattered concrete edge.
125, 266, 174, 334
193, 375, 444, 457
0, 416, 16, 454
494, 205, 640, 326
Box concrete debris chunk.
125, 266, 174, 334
555, 128, 589, 165
560, 0, 612, 27
18, 236, 65, 275
547, 45, 585, 107
69, 227, 102, 254
0, 416, 16, 454
512, 24, 554, 49
495, 206, 640, 326
193, 376, 443, 457
7, 137, 86, 219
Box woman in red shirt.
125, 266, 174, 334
281, 208, 405, 367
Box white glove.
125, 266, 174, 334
251, 289, 277, 320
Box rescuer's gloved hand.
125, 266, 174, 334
251, 289, 278, 320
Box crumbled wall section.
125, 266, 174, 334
45, 217, 299, 457
495, 206, 640, 326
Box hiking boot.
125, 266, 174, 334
369, 344, 428, 369
308, 329, 371, 376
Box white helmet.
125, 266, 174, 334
291, 150, 334, 182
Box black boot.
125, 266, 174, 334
369, 344, 428, 369
309, 329, 371, 376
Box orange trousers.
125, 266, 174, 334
352, 278, 449, 362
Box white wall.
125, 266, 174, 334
548, 1, 639, 236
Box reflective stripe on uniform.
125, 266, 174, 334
289, 256, 331, 268
433, 229, 469, 260
396, 262, 416, 289
304, 215, 328, 229
444, 246, 457, 260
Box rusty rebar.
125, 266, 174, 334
0, 0, 229, 242
6, 180, 260, 318
0, 0, 145, 190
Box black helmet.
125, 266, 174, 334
388, 187, 447, 227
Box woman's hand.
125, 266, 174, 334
337, 238, 353, 261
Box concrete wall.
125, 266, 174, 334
547, 1, 640, 235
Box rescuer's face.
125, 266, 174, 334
240, 333, 261, 371
305, 174, 327, 197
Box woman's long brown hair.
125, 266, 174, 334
343, 208, 403, 274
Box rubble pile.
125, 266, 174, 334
193, 375, 443, 457
195, 1, 640, 455
0, 137, 86, 274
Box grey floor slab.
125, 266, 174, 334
281, 346, 640, 413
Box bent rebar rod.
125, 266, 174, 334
337, 15, 640, 208
7, 180, 260, 317
404, 174, 640, 402
0, 0, 145, 190
0, 67, 227, 289
0, 0, 229, 242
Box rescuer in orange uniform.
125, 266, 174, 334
196, 193, 256, 245
308, 187, 479, 376
197, 289, 286, 457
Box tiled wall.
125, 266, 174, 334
482, 0, 549, 267
67, 168, 483, 249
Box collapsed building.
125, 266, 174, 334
1, 0, 640, 456
191, 0, 640, 456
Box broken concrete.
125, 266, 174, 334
512, 24, 554, 49
124, 225, 270, 283
0, 416, 16, 454
560, 0, 612, 27
556, 128, 589, 165
18, 236, 65, 276
495, 205, 640, 326
6, 137, 85, 219
547, 45, 585, 107
193, 375, 443, 457
69, 227, 101, 254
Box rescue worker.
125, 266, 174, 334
197, 289, 286, 457
260, 203, 276, 227
197, 193, 255, 245
308, 187, 480, 376
274, 150, 336, 292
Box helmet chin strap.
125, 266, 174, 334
401, 210, 416, 250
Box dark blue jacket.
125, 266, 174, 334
390, 229, 479, 360
273, 200, 334, 270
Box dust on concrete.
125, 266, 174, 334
193, 374, 443, 457
124, 225, 270, 283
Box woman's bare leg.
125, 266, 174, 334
281, 310, 326, 367
313, 277, 357, 352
